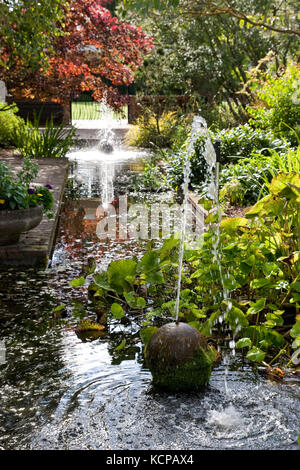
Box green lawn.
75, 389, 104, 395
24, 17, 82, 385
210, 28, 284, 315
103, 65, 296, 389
71, 102, 128, 121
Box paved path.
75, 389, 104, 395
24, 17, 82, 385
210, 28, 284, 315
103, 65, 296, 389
0, 151, 69, 269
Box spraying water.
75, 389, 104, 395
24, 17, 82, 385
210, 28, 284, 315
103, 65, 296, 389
174, 116, 217, 323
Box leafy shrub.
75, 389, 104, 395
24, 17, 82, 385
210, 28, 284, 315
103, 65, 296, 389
247, 62, 300, 146
219, 178, 246, 206
12, 113, 76, 158
0, 102, 24, 147
210, 124, 291, 162
126, 111, 183, 149
132, 158, 170, 192
219, 145, 300, 205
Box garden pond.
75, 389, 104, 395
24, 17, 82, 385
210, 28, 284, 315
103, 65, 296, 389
0, 143, 299, 450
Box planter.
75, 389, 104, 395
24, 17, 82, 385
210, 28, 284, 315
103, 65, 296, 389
0, 206, 43, 246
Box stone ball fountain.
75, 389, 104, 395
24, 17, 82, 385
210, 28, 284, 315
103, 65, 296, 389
145, 322, 215, 391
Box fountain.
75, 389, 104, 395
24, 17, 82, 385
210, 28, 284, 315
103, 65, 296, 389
145, 116, 220, 391
97, 97, 116, 153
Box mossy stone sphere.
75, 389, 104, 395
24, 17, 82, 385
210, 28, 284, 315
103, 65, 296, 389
145, 322, 213, 391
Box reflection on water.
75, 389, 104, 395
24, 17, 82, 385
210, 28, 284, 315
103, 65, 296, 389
0, 145, 299, 450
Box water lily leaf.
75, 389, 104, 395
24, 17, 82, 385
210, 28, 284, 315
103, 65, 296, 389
110, 303, 125, 319
246, 347, 266, 363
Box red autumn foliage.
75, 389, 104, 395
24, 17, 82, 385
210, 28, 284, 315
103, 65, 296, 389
3, 0, 153, 108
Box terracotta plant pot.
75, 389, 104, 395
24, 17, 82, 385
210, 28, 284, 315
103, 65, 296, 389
0, 206, 43, 246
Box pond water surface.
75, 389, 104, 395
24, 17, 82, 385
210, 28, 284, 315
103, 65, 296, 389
0, 143, 299, 450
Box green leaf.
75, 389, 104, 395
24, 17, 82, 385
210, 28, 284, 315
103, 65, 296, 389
69, 276, 85, 287
250, 278, 272, 289
236, 337, 252, 349
220, 217, 248, 235
246, 347, 266, 363
115, 338, 126, 351
111, 303, 125, 319
107, 259, 137, 294
269, 173, 300, 198
246, 298, 266, 315
226, 306, 249, 332
290, 320, 300, 339
93, 271, 112, 291
51, 304, 66, 313
124, 291, 146, 309
140, 326, 158, 346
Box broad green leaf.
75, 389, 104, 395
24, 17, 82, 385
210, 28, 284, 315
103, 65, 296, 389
111, 303, 125, 319
124, 291, 146, 309
51, 304, 66, 313
250, 278, 272, 289
107, 259, 137, 294
93, 271, 112, 291
226, 306, 249, 331
69, 276, 85, 287
245, 196, 271, 219
246, 347, 266, 363
236, 337, 252, 349
290, 320, 300, 339
269, 173, 300, 198
246, 298, 266, 315
220, 217, 248, 235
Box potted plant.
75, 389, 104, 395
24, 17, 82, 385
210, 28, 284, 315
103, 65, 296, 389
0, 157, 54, 246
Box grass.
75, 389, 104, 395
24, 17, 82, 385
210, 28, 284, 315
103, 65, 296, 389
71, 102, 128, 121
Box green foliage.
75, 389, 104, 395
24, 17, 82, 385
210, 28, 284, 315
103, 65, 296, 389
0, 102, 24, 147
211, 124, 290, 161
12, 113, 76, 158
165, 135, 210, 190
247, 62, 300, 146
219, 145, 300, 205
69, 171, 300, 369
126, 111, 181, 149
132, 158, 170, 192
0, 157, 54, 215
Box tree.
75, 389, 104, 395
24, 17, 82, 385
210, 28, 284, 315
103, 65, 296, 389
122, 0, 300, 38
1, 0, 154, 108
120, 0, 299, 124
0, 0, 67, 73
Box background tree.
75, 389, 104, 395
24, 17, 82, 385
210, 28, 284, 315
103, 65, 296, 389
119, 0, 299, 124
0, 0, 153, 109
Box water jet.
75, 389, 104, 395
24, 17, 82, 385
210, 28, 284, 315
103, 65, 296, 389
145, 116, 219, 392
